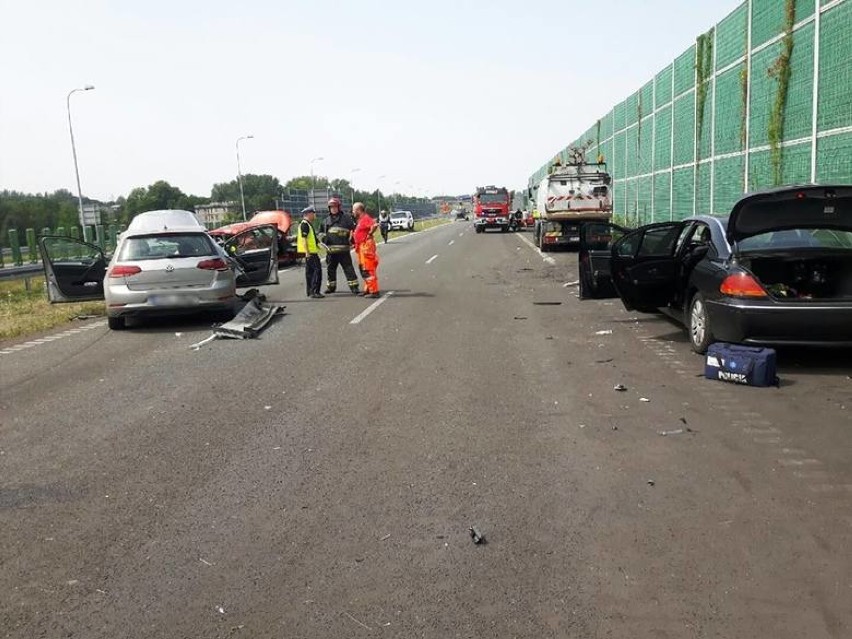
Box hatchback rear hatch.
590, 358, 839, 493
115, 232, 227, 290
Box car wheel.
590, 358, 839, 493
107, 315, 126, 330
688, 292, 714, 354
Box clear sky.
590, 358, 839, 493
0, 0, 741, 200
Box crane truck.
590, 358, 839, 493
530, 147, 612, 250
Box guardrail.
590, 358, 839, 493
0, 224, 124, 271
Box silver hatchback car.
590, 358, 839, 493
40, 209, 278, 330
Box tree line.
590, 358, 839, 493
0, 175, 433, 236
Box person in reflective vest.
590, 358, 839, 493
352, 202, 380, 298
297, 206, 324, 298
319, 197, 360, 295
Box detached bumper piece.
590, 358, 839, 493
214, 296, 284, 340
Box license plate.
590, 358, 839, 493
568, 236, 580, 242
149, 294, 189, 306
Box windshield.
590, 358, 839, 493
738, 228, 852, 251
479, 193, 508, 204
118, 233, 217, 261
391, 213, 408, 219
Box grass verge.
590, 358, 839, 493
388, 216, 454, 240
0, 278, 106, 342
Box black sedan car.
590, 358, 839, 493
578, 185, 852, 353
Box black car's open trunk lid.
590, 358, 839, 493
728, 185, 852, 244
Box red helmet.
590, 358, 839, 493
328, 198, 341, 209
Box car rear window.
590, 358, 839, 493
118, 233, 217, 261
738, 229, 852, 251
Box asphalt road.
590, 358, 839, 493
1, 222, 851, 638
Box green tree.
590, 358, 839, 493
116, 180, 207, 225
211, 174, 282, 215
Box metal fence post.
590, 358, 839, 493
56, 227, 66, 259
108, 224, 117, 251
9, 230, 23, 266
95, 224, 105, 250
26, 228, 37, 263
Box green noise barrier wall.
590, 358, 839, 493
529, 0, 852, 225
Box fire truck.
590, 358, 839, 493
530, 146, 612, 250
472, 186, 512, 233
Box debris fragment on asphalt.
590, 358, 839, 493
563, 280, 580, 287
174, 332, 183, 337
595, 358, 614, 364
469, 526, 486, 545
72, 314, 99, 321
679, 417, 688, 424
190, 335, 218, 350
264, 405, 271, 410
380, 533, 391, 541
513, 316, 528, 320
657, 428, 695, 437
344, 612, 371, 630
214, 297, 284, 339
533, 301, 562, 306
611, 425, 618, 431
639, 397, 651, 403
595, 329, 613, 335
216, 605, 225, 614
189, 298, 284, 349
647, 479, 655, 486
613, 384, 628, 392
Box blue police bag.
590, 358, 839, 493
704, 343, 779, 387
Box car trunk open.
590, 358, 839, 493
738, 253, 852, 301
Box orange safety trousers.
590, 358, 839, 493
357, 239, 380, 294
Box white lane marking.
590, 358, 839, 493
0, 320, 107, 356
516, 232, 556, 265
448, 240, 455, 246
426, 255, 439, 264
350, 291, 394, 325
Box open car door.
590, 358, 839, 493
610, 222, 684, 312
578, 222, 631, 299
38, 236, 107, 303
223, 224, 279, 287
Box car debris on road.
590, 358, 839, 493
469, 526, 486, 544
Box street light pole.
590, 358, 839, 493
236, 135, 254, 221
349, 168, 361, 205
376, 174, 388, 214
66, 85, 95, 240
309, 156, 324, 209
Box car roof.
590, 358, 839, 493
125, 210, 206, 235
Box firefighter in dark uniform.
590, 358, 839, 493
320, 197, 360, 295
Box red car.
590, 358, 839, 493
210, 210, 300, 266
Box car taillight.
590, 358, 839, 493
720, 273, 767, 298
197, 258, 229, 271
108, 265, 142, 278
